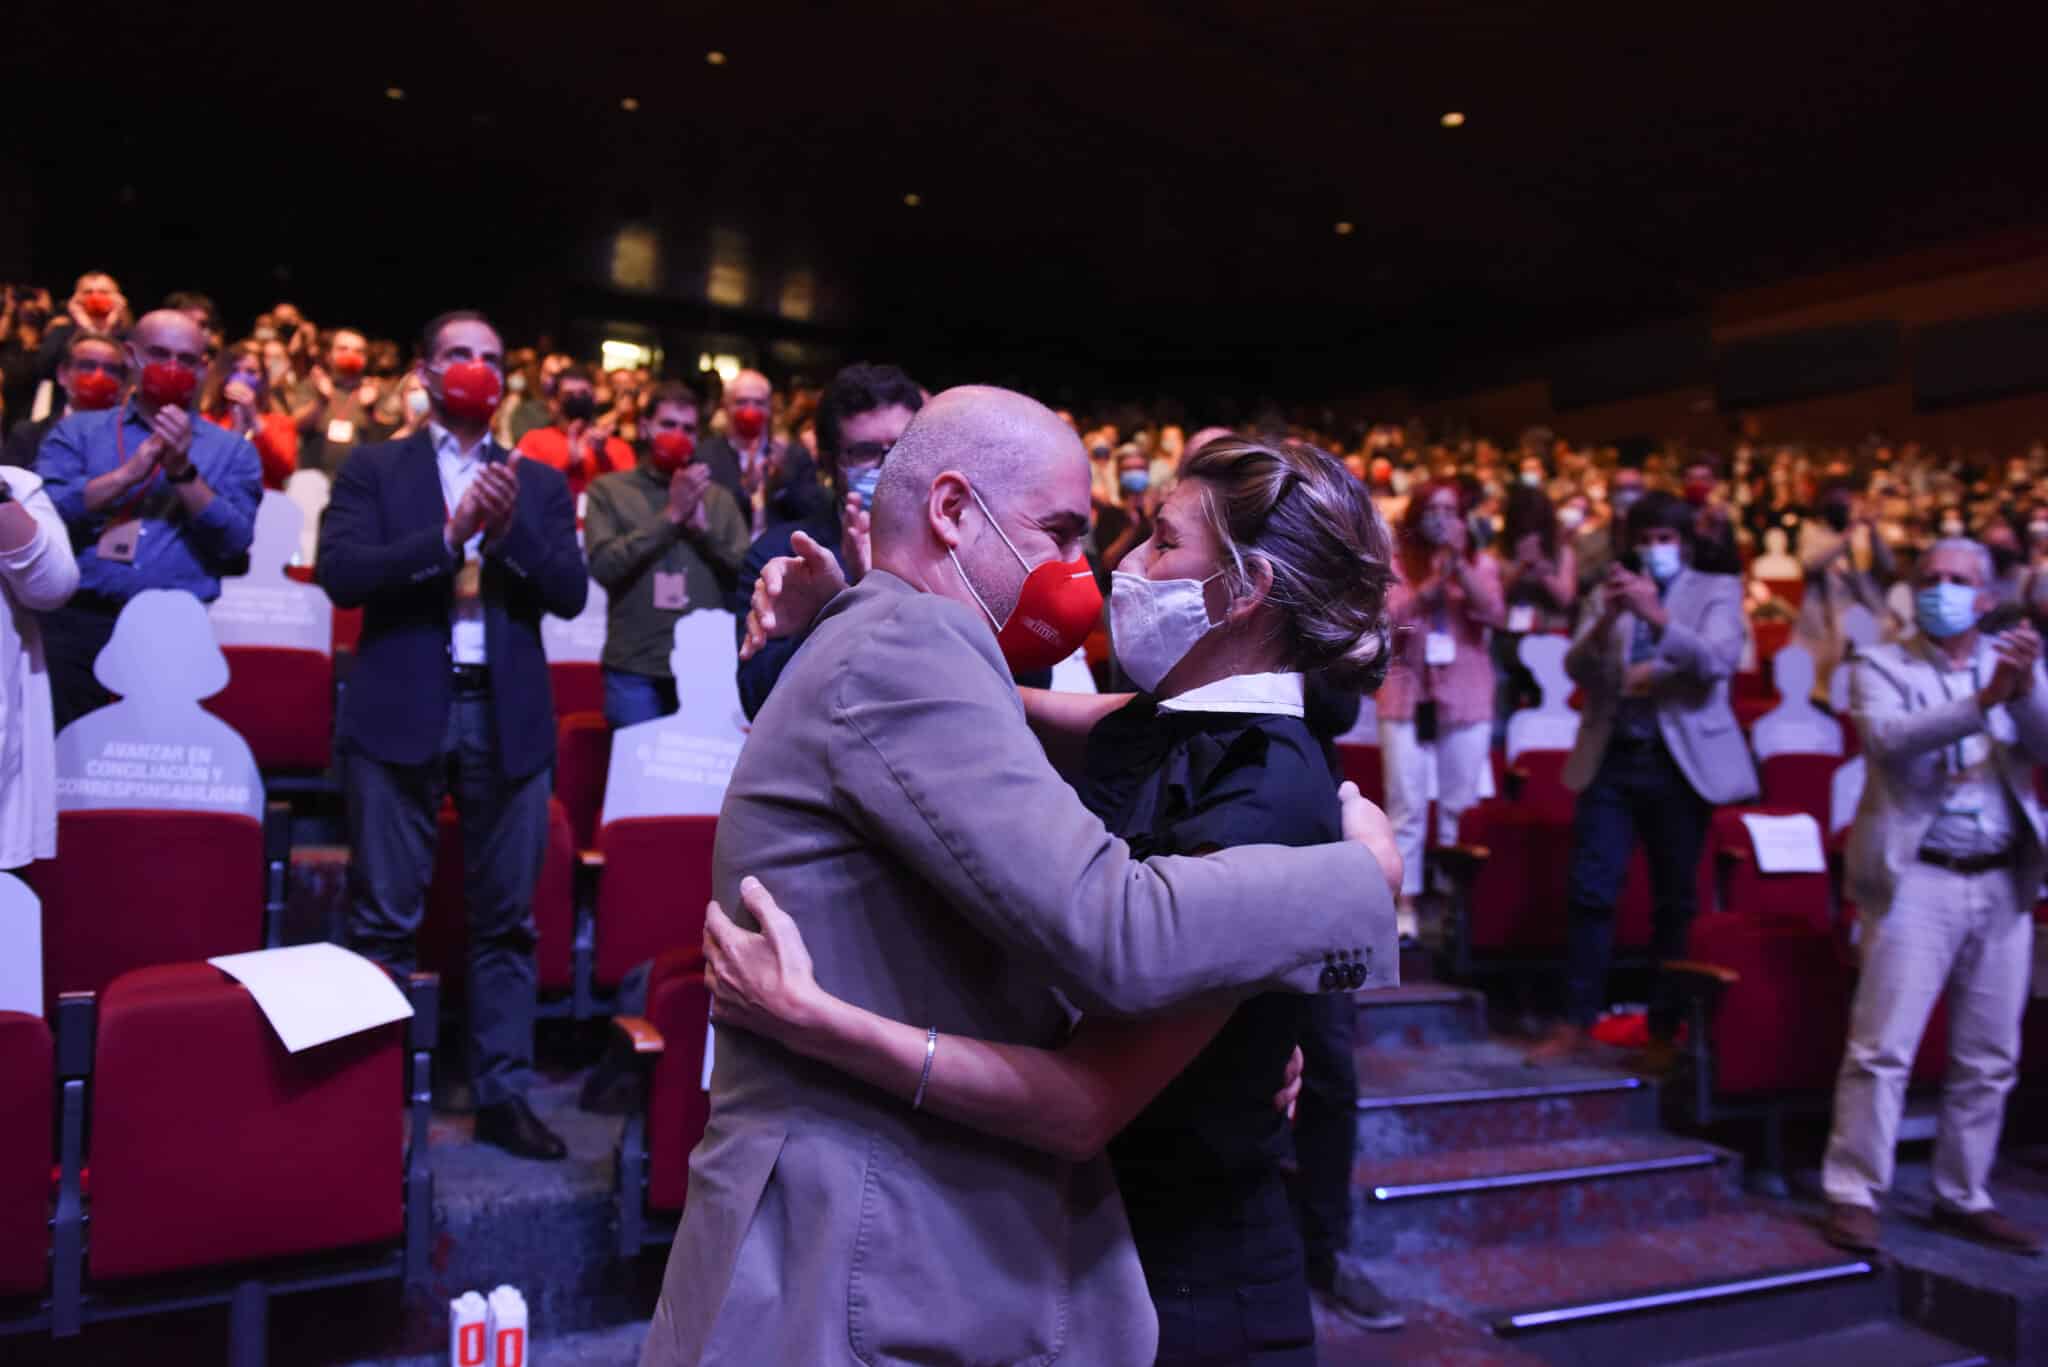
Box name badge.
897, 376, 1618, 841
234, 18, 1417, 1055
1506, 604, 1536, 634
325, 418, 356, 445
652, 571, 690, 612
1425, 631, 1458, 666
453, 558, 482, 603
97, 520, 140, 564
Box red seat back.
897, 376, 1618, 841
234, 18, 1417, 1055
1707, 806, 1833, 932
555, 712, 612, 849
1334, 742, 1384, 809
645, 947, 713, 1212
1688, 909, 1851, 1097
595, 816, 718, 990
0, 1012, 51, 1296
422, 798, 577, 997
88, 964, 403, 1281
204, 646, 334, 771
331, 606, 363, 655
550, 661, 604, 721
32, 810, 265, 1015
1508, 749, 1574, 821
1752, 619, 1793, 665
1757, 753, 1840, 823
1458, 801, 1652, 956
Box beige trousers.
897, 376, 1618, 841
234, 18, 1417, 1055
1822, 860, 2032, 1213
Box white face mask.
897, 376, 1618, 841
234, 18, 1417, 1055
1642, 542, 1683, 584
1558, 506, 1586, 532
1109, 569, 1223, 693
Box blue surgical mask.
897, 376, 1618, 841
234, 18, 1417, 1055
846, 464, 881, 510
1120, 470, 1149, 496
1642, 542, 1683, 584
1915, 582, 1980, 640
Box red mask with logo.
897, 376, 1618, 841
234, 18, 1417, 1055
650, 430, 696, 475
139, 361, 197, 409
79, 289, 116, 321
952, 483, 1103, 673
730, 407, 767, 442
437, 362, 503, 422
67, 369, 122, 411
332, 352, 367, 378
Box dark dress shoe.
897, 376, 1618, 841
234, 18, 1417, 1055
475, 1096, 568, 1161
1821, 1201, 1880, 1253
1932, 1203, 2043, 1255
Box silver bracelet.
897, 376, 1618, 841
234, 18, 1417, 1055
911, 1026, 938, 1111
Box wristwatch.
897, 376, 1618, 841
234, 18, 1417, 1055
166, 462, 201, 485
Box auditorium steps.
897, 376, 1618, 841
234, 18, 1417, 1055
1328, 986, 1989, 1366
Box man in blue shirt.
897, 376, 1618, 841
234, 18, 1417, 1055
37, 309, 262, 727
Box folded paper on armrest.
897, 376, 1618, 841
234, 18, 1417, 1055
208, 942, 414, 1052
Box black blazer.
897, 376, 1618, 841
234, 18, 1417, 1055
316, 430, 587, 780
696, 432, 831, 527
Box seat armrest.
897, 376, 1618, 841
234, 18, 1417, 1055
1503, 767, 1528, 801
612, 1015, 665, 1055
1434, 844, 1491, 883
578, 849, 607, 871
1664, 959, 1740, 989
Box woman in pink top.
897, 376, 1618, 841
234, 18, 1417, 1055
1379, 479, 1504, 927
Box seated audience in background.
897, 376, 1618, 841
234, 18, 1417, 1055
516, 364, 635, 501
583, 382, 750, 728
35, 271, 132, 386
1530, 491, 1756, 1065
732, 363, 923, 719
1498, 483, 1578, 710
696, 367, 827, 535
291, 327, 387, 474
317, 309, 586, 1162
1797, 480, 1897, 702
1380, 478, 1503, 933
1821, 538, 2048, 1257
199, 341, 299, 489
3, 330, 127, 470
37, 309, 262, 729
0, 462, 81, 868
1681, 453, 1741, 575
495, 347, 548, 447
0, 285, 54, 432
1575, 465, 1643, 591
1979, 515, 2026, 605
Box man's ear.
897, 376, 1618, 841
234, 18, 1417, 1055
928, 471, 972, 551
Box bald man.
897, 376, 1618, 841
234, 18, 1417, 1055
641, 386, 1397, 1367
694, 368, 828, 535
38, 309, 262, 726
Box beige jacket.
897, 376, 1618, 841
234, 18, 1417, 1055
641, 571, 1393, 1367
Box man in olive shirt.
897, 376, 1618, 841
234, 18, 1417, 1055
584, 382, 750, 727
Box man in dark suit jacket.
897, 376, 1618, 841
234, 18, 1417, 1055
317, 309, 587, 1160
694, 367, 828, 535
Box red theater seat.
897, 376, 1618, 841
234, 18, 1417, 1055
1334, 741, 1385, 809
593, 815, 717, 991
551, 661, 604, 721
555, 712, 612, 849
331, 606, 363, 655
1440, 800, 1651, 980
0, 1012, 51, 1298
86, 964, 404, 1282
1757, 752, 1842, 823
1503, 748, 1574, 821
32, 809, 267, 1015
204, 646, 334, 772
612, 946, 713, 1253
421, 798, 577, 998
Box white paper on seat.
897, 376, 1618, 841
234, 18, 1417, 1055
207, 942, 414, 1053
0, 874, 42, 1016
1740, 812, 1827, 875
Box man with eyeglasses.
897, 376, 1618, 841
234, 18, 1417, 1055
3, 332, 129, 471
37, 309, 262, 727
730, 363, 923, 718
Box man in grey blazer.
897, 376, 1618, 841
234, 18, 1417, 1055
1530, 490, 1758, 1065
1821, 539, 2048, 1256
640, 386, 1398, 1367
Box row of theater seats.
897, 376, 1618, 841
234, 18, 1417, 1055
0, 970, 435, 1364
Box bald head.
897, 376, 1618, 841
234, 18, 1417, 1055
131, 309, 205, 354
126, 310, 211, 410
873, 386, 1086, 544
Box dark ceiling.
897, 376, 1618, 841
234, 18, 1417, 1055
5, 2, 2043, 404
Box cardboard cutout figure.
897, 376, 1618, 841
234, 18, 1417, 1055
208, 490, 333, 654
1750, 527, 1800, 582
541, 576, 609, 663
54, 589, 265, 821
1752, 643, 1844, 761
1831, 754, 1865, 836
1829, 603, 1881, 712
600, 611, 749, 821
0, 874, 41, 1016
1505, 632, 1580, 761
282, 469, 330, 567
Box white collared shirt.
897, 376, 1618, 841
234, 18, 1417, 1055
430, 423, 490, 666
1156, 671, 1306, 718
1922, 638, 2016, 857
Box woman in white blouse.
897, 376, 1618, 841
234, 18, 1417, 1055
0, 465, 81, 869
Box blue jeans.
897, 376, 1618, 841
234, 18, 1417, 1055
1563, 735, 1711, 1037
602, 668, 678, 730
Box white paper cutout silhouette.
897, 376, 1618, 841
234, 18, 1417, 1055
600, 611, 749, 821
1751, 644, 1844, 761
282, 469, 330, 567
208, 491, 333, 654
541, 577, 609, 663
0, 874, 41, 1016
1830, 604, 1882, 712
1831, 754, 1865, 835
1505, 633, 1580, 761
54, 589, 265, 821
1750, 527, 1800, 582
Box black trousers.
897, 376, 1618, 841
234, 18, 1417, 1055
1291, 992, 1358, 1283
1136, 1173, 1316, 1367
1563, 736, 1712, 1037
341, 695, 551, 1107
40, 602, 119, 732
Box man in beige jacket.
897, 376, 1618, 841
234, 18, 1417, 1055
640, 387, 1397, 1366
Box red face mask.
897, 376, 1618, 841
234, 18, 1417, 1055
953, 483, 1103, 673
79, 289, 116, 320
138, 361, 197, 408
437, 362, 503, 422
67, 369, 122, 411
650, 429, 696, 474
332, 352, 367, 378
1682, 478, 1714, 506
731, 407, 767, 442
